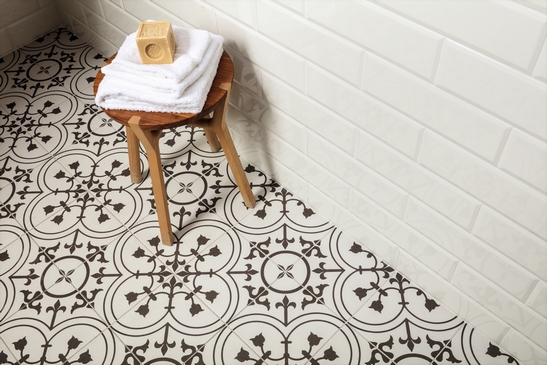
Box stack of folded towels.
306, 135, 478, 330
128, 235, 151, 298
95, 25, 224, 114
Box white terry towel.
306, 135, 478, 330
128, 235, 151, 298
95, 40, 224, 114
101, 33, 224, 98
109, 25, 212, 83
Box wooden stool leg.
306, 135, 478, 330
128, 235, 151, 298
210, 83, 255, 209
128, 116, 174, 246
126, 126, 142, 184
203, 127, 221, 152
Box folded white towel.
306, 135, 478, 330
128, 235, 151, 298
95, 41, 224, 113
101, 33, 224, 98
108, 25, 212, 83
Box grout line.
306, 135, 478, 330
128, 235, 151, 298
466, 203, 483, 233
399, 193, 411, 222
434, 82, 547, 144
413, 127, 426, 162
430, 37, 446, 85
522, 278, 541, 306
493, 126, 513, 167
526, 22, 547, 75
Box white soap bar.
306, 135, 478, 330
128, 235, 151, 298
135, 21, 176, 64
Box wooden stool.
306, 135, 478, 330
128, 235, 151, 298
93, 51, 255, 246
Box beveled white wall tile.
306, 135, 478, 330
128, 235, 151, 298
500, 329, 547, 365
288, 162, 353, 210
38, 0, 55, 6
307, 0, 443, 80
307, 133, 408, 217
79, 0, 104, 17
533, 40, 547, 82
100, 0, 140, 34
241, 124, 296, 168
204, 0, 256, 28
307, 64, 423, 158
349, 190, 400, 237
405, 198, 538, 302
0, 29, 14, 57
231, 83, 307, 152
420, 131, 547, 239
395, 250, 509, 343
515, 0, 547, 14
84, 7, 126, 46
306, 175, 352, 209
499, 129, 547, 193
306, 186, 400, 263
437, 40, 547, 140
5, 4, 61, 51
122, 0, 186, 29
269, 165, 310, 204
236, 143, 311, 203
55, 0, 87, 24
274, 0, 304, 14
217, 14, 306, 92
256, 0, 364, 85
56, 7, 73, 30
356, 131, 479, 229
71, 16, 117, 56
472, 206, 547, 282
231, 52, 262, 96
361, 52, 511, 162
227, 101, 272, 150
0, 0, 41, 28
227, 108, 313, 182
526, 281, 547, 317
226, 113, 271, 168
230, 83, 267, 121
151, 0, 217, 31
259, 107, 307, 152
261, 72, 357, 155
389, 223, 458, 281
452, 264, 547, 350
375, 0, 547, 72
227, 108, 353, 208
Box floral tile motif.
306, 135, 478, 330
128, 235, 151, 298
0, 27, 522, 365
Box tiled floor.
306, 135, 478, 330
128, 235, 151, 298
0, 28, 520, 365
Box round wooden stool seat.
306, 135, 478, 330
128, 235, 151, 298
93, 51, 234, 130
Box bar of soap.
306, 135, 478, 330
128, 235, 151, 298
135, 21, 176, 64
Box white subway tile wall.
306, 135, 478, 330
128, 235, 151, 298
7, 0, 546, 362
0, 0, 60, 56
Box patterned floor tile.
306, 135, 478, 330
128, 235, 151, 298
443, 323, 520, 365
0, 27, 524, 365
0, 93, 57, 165
0, 50, 26, 95
61, 327, 127, 365
224, 293, 354, 365
16, 28, 106, 99
0, 314, 110, 365
348, 272, 465, 364
314, 324, 373, 365
204, 325, 266, 365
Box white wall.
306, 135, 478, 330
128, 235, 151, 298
0, 0, 60, 57
52, 0, 547, 362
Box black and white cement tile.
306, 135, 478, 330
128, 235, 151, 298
0, 28, 520, 365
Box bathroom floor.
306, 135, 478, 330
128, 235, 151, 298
0, 28, 518, 365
